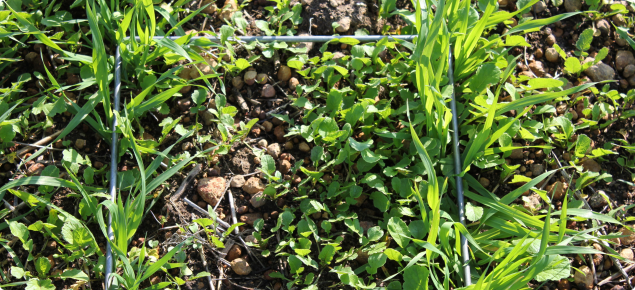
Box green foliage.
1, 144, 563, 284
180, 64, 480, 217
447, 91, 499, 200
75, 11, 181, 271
0, 0, 625, 288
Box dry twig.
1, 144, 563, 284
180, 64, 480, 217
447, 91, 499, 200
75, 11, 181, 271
232, 88, 250, 112
170, 164, 202, 201
0, 130, 62, 163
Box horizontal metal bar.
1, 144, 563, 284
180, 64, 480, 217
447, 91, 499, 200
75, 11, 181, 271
124, 35, 416, 43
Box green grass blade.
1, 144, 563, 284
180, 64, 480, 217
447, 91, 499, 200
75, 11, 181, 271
553, 208, 622, 225
134, 86, 184, 117
408, 120, 441, 258
557, 190, 568, 244
504, 12, 581, 36
146, 144, 217, 193
0, 101, 22, 124
86, 2, 112, 124
0, 176, 104, 194
137, 239, 191, 288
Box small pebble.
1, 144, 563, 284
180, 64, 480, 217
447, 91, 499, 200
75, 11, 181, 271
479, 177, 490, 187
299, 142, 310, 152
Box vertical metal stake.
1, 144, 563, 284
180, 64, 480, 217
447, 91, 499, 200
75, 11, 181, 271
448, 45, 471, 285
105, 45, 122, 290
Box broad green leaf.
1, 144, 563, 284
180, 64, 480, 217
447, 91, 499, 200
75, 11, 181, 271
367, 226, 384, 241
527, 78, 563, 90
11, 266, 25, 279
470, 63, 501, 93
576, 29, 594, 52
595, 47, 609, 62
349, 138, 373, 151
575, 134, 592, 157
54, 269, 89, 281
564, 57, 581, 74
403, 265, 428, 290
319, 245, 336, 265
367, 253, 387, 270
83, 167, 94, 184
35, 257, 51, 277
535, 255, 571, 282
9, 221, 29, 244
310, 146, 324, 163
235, 58, 250, 71
384, 248, 403, 262
339, 37, 360, 45
191, 89, 207, 105
288, 255, 303, 274
505, 35, 531, 47
25, 278, 55, 290
370, 191, 390, 212
387, 216, 411, 248
261, 155, 276, 175
466, 202, 484, 222
326, 90, 343, 113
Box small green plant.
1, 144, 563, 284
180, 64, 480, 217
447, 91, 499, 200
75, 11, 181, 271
255, 0, 302, 36
551, 29, 609, 77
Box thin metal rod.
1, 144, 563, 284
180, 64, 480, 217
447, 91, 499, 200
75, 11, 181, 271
125, 35, 416, 43
448, 45, 471, 285
105, 46, 122, 290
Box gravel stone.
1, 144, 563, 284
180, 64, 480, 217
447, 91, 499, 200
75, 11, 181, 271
479, 177, 490, 187
531, 164, 544, 176
261, 84, 275, 98
533, 1, 547, 13
244, 71, 257, 86
546, 48, 559, 62
596, 19, 611, 35
226, 245, 242, 262
546, 34, 557, 46
242, 177, 265, 195
529, 61, 546, 77
197, 177, 226, 205
589, 191, 608, 209
277, 65, 291, 82
613, 14, 626, 26
239, 213, 263, 225
26, 163, 45, 176
624, 64, 635, 78
299, 142, 310, 152
250, 192, 266, 208
584, 59, 615, 82
336, 17, 351, 33
523, 194, 542, 211
573, 265, 593, 289
616, 51, 635, 71
564, 0, 581, 12
279, 159, 291, 174
547, 181, 567, 200
581, 158, 601, 172
267, 143, 281, 159
620, 248, 634, 260
510, 143, 524, 159
231, 258, 252, 275
231, 175, 245, 187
